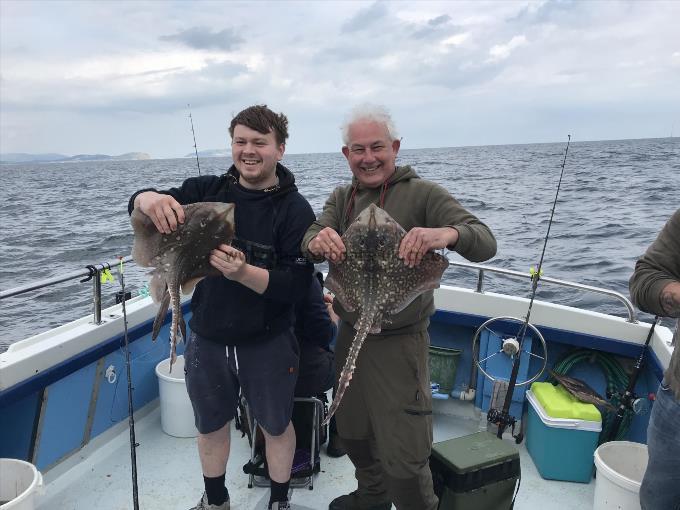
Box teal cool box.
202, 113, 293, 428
526, 383, 602, 483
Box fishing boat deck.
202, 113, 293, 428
39, 397, 595, 510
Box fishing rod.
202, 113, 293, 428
188, 103, 202, 176
606, 316, 659, 442
118, 256, 140, 510
490, 135, 572, 440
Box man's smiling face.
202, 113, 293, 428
342, 120, 400, 189
231, 124, 284, 190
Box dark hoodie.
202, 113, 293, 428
128, 163, 314, 345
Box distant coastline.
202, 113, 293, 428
184, 136, 678, 158
0, 152, 151, 164
2, 136, 676, 164
184, 149, 230, 158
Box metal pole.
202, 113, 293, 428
476, 269, 485, 293
93, 269, 102, 325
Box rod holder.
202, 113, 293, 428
93, 269, 102, 325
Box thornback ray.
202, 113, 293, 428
323, 204, 449, 425
131, 202, 235, 370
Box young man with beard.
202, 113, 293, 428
128, 105, 315, 510
301, 104, 497, 510
629, 208, 680, 510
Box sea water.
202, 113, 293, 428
1, 137, 678, 351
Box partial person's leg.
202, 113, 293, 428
327, 385, 347, 457
261, 421, 297, 481
331, 438, 391, 509
185, 332, 240, 509
198, 423, 231, 476
330, 322, 390, 510
324, 336, 347, 457
640, 382, 680, 510
238, 329, 299, 508
368, 331, 438, 510
197, 424, 232, 508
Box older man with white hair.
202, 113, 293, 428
302, 104, 497, 510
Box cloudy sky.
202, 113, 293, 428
1, 0, 679, 158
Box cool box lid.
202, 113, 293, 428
527, 385, 602, 432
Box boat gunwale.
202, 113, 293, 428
1, 284, 671, 402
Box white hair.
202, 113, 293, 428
340, 103, 400, 145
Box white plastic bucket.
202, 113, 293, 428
593, 441, 648, 510
0, 459, 43, 510
155, 355, 198, 438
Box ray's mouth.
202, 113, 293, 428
242, 158, 262, 166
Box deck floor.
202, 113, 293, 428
39, 398, 595, 510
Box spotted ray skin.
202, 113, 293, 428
323, 204, 449, 424
131, 202, 235, 370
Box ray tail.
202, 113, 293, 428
168, 282, 180, 372
323, 309, 380, 426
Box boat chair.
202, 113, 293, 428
239, 394, 328, 490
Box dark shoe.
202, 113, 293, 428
189, 492, 230, 510
326, 433, 347, 458
268, 500, 291, 510
328, 491, 391, 510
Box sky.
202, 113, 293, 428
1, 0, 679, 159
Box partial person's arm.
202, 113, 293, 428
400, 183, 497, 266
261, 197, 315, 301
133, 192, 186, 234
210, 244, 270, 294
212, 199, 315, 297
295, 277, 338, 349
629, 209, 680, 318
660, 282, 680, 317
127, 175, 218, 233
324, 293, 340, 325
399, 226, 460, 267
302, 188, 345, 263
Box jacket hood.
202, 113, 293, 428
350, 164, 419, 189
226, 162, 298, 200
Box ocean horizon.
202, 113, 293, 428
3, 135, 677, 164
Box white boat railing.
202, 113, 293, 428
0, 255, 638, 326
0, 255, 134, 325
446, 258, 637, 323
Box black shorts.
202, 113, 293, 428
184, 329, 299, 435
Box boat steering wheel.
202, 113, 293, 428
471, 316, 548, 387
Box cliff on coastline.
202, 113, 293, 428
1, 152, 151, 164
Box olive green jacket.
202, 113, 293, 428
301, 165, 497, 334
629, 208, 680, 399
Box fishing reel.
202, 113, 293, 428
472, 316, 548, 387
486, 408, 520, 442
